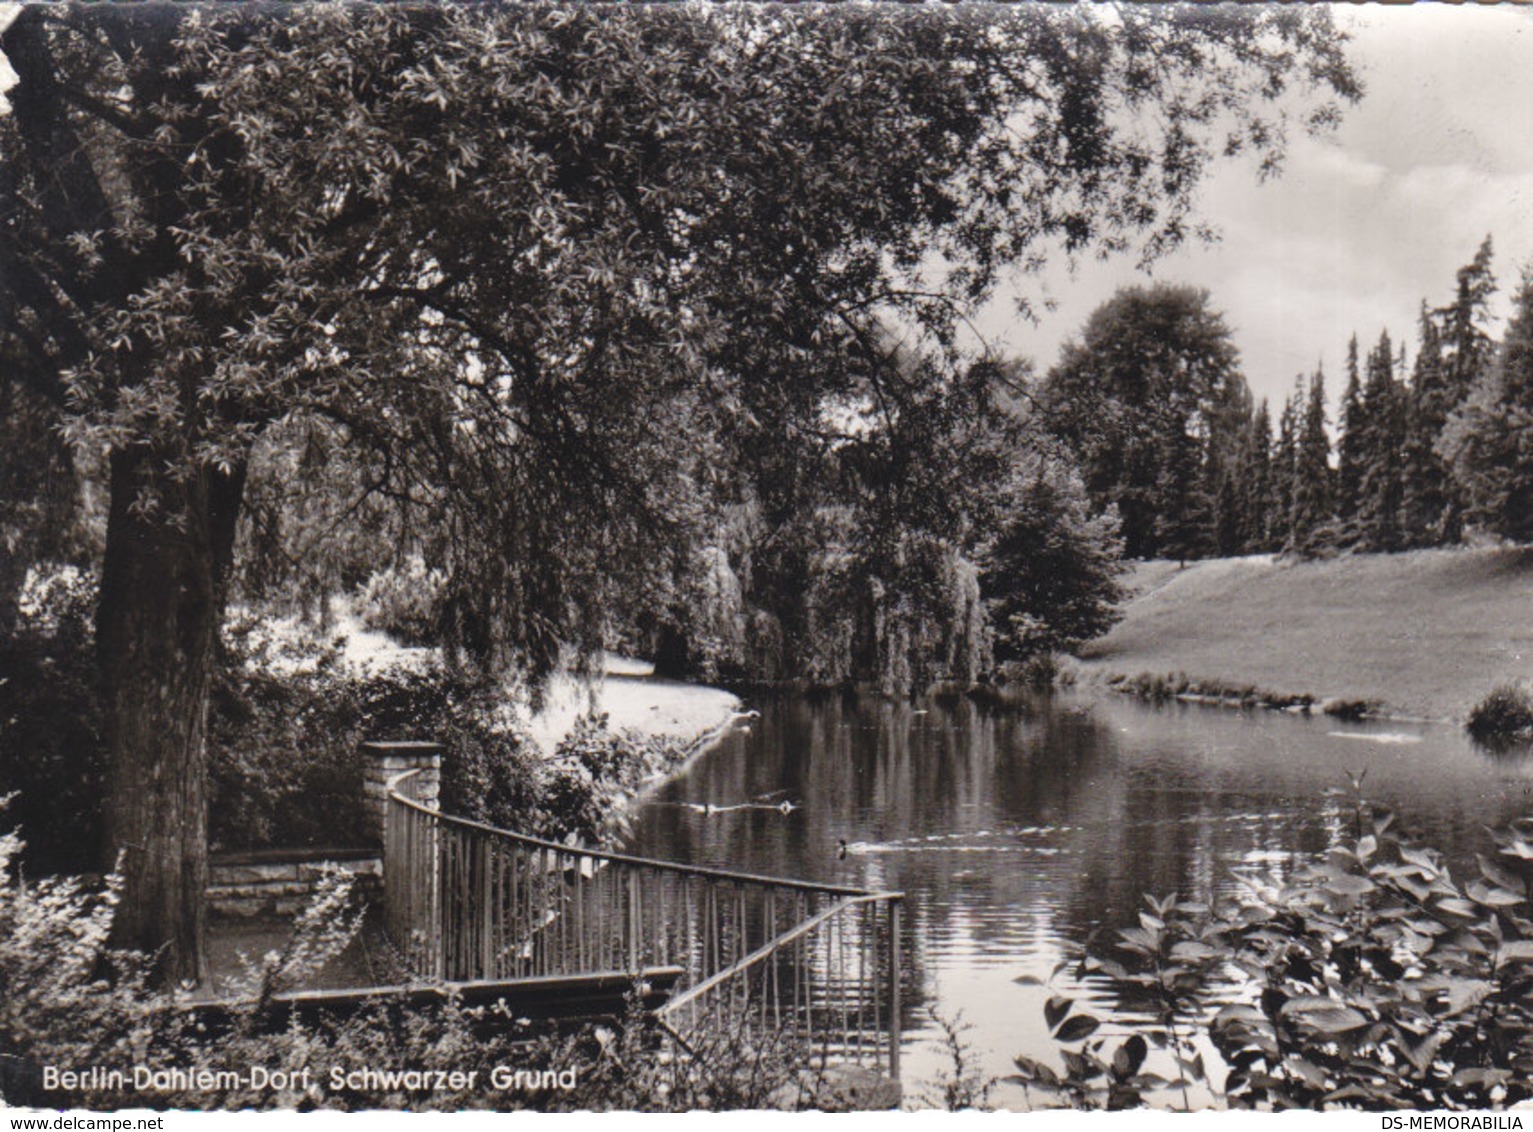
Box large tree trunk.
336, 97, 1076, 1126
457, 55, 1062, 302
97, 448, 246, 987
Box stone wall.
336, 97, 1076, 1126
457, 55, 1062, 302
207, 848, 382, 919
208, 741, 442, 919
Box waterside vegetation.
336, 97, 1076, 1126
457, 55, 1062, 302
1466, 685, 1533, 746
1024, 784, 1533, 1112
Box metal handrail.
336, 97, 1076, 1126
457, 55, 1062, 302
654, 890, 904, 1080
386, 769, 897, 901
660, 894, 872, 1015
383, 768, 905, 1078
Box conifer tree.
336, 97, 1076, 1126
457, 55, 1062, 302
1202, 363, 1255, 560
1431, 237, 1497, 543
1356, 331, 1408, 552
1442, 265, 1533, 540
1439, 236, 1498, 406
1153, 413, 1215, 566
1242, 401, 1277, 553
1272, 380, 1302, 552
1335, 335, 1366, 541
1400, 306, 1453, 546
983, 453, 1128, 661
1209, 444, 1243, 557
1291, 369, 1335, 557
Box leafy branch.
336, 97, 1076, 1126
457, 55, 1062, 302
1019, 785, 1533, 1111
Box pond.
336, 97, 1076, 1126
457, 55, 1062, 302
623, 689, 1533, 1108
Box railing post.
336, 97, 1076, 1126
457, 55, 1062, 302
363, 741, 442, 846
627, 869, 640, 972
888, 896, 902, 1081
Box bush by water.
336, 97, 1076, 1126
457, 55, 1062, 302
1467, 683, 1533, 743
1022, 776, 1533, 1111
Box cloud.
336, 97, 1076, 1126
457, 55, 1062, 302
977, 6, 1533, 412
1338, 5, 1533, 180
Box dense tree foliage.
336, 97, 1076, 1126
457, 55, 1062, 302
0, 2, 1359, 981
981, 453, 1127, 662
1050, 238, 1528, 567
642, 341, 1017, 692
1443, 267, 1533, 540
1041, 284, 1248, 559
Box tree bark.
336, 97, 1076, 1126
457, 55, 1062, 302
97, 448, 246, 987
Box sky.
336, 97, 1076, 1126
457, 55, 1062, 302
3, 4, 1531, 416
974, 4, 1533, 411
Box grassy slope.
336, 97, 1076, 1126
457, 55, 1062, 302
1075, 547, 1533, 721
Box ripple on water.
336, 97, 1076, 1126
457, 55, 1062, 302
624, 691, 1508, 1110
1327, 731, 1424, 744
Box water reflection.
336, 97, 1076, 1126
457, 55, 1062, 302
624, 690, 1533, 1108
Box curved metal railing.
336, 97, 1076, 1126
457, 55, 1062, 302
383, 769, 903, 1077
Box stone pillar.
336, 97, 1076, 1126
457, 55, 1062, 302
361, 740, 442, 845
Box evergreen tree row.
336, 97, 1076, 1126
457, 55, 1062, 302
1046, 237, 1533, 561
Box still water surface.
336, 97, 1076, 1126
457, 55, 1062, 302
624, 690, 1533, 1107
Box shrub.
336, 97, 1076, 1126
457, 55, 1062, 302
0, 565, 105, 873
355, 679, 686, 846
208, 624, 375, 852
353, 561, 446, 646
1021, 785, 1533, 1112
7, 578, 692, 863
1112, 670, 1316, 713
1467, 683, 1533, 743
211, 619, 692, 853
997, 654, 1061, 689
352, 664, 543, 835
545, 714, 690, 845
210, 620, 554, 851
1322, 698, 1379, 721
0, 819, 145, 1108
920, 1011, 994, 1110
